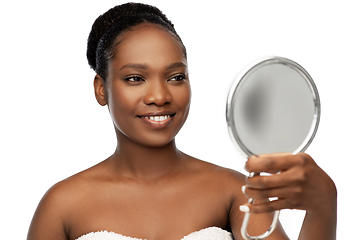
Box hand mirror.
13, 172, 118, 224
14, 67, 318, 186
226, 56, 320, 240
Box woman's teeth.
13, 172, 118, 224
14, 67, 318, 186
142, 115, 171, 122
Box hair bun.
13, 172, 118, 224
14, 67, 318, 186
87, 3, 174, 71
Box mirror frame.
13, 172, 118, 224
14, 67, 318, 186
226, 56, 321, 157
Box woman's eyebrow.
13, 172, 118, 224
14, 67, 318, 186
119, 62, 186, 71
119, 63, 149, 71
166, 62, 187, 70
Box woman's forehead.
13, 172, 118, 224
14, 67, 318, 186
111, 24, 186, 68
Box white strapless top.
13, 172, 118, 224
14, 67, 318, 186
76, 227, 233, 240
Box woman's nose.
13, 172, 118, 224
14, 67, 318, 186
143, 81, 172, 106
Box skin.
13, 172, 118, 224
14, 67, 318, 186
27, 23, 336, 240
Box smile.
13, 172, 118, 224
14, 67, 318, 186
141, 115, 172, 122
138, 113, 175, 129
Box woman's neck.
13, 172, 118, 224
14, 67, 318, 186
110, 134, 184, 181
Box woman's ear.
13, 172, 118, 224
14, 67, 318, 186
94, 74, 107, 106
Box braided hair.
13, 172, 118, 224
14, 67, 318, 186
87, 2, 187, 80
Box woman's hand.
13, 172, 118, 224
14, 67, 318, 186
240, 153, 337, 215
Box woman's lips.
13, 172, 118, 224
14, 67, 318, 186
137, 113, 175, 128
142, 115, 172, 122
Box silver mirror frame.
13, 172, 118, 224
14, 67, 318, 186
226, 56, 321, 158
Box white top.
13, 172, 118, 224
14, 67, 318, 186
76, 227, 233, 240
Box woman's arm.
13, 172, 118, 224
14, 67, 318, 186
241, 153, 337, 240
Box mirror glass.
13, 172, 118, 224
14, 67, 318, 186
226, 57, 320, 157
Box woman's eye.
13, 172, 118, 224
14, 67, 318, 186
126, 76, 143, 82
168, 74, 186, 82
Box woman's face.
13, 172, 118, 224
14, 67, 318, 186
102, 23, 191, 147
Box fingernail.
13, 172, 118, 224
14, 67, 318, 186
241, 185, 246, 194
239, 205, 250, 213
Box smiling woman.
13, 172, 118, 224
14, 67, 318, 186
26, 2, 336, 240
96, 23, 191, 148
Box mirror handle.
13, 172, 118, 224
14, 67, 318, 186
241, 172, 280, 240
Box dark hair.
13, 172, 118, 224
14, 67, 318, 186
87, 2, 186, 80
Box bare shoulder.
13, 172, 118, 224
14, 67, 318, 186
186, 154, 245, 178
30, 164, 98, 212
183, 154, 246, 193
27, 162, 106, 240
43, 161, 103, 200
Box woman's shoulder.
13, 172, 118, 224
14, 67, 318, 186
38, 160, 108, 211
28, 161, 111, 239
181, 155, 248, 214
183, 154, 246, 187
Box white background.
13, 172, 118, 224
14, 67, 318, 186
1, 0, 358, 239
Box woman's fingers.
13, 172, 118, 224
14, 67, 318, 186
245, 166, 306, 190
242, 184, 304, 204
240, 198, 305, 214
245, 152, 312, 174
243, 185, 285, 200
242, 154, 310, 212
241, 152, 337, 215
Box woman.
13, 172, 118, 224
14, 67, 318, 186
27, 3, 337, 240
